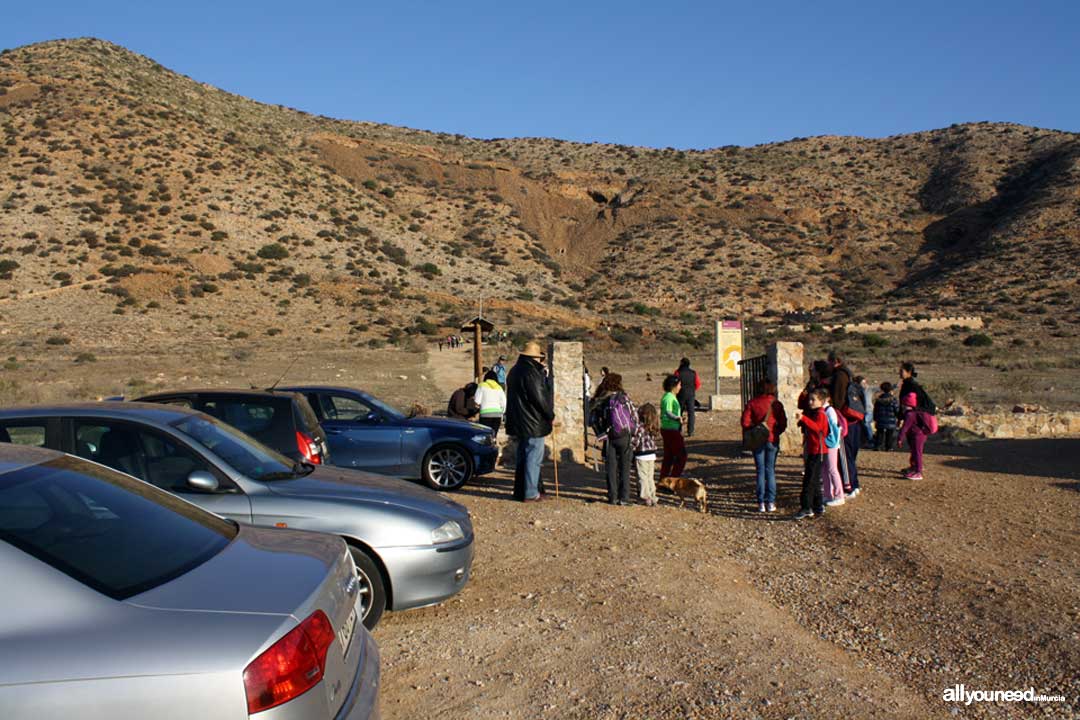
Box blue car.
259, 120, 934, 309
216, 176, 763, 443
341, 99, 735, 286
281, 386, 497, 491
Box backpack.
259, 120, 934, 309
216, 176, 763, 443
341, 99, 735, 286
743, 401, 773, 452
919, 410, 939, 435
840, 369, 866, 416
608, 393, 637, 437
824, 406, 842, 448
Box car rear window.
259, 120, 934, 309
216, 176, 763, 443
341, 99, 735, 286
0, 455, 236, 600
292, 395, 323, 435
201, 397, 293, 440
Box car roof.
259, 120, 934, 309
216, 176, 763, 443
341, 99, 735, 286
279, 385, 370, 396
0, 443, 66, 475
0, 401, 201, 425
137, 388, 304, 401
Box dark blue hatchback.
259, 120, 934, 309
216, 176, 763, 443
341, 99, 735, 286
280, 386, 497, 491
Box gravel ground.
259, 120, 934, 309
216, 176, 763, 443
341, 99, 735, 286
372, 400, 1080, 719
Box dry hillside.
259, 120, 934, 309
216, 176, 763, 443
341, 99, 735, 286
1, 38, 1078, 357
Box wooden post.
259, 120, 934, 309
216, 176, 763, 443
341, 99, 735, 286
473, 322, 482, 381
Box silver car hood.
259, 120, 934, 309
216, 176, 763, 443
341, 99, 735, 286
130, 524, 346, 615
266, 465, 471, 523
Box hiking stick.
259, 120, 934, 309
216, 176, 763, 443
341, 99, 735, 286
551, 425, 560, 499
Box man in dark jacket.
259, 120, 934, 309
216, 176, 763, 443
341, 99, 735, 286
505, 341, 554, 502
675, 358, 700, 438
828, 350, 865, 497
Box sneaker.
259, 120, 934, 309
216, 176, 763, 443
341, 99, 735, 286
758, 503, 767, 513
825, 498, 845, 507
812, 511, 825, 518
850, 488, 861, 497
767, 503, 777, 512
792, 510, 812, 521
906, 472, 923, 480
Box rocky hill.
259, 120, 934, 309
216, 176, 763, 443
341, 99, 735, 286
1, 38, 1078, 355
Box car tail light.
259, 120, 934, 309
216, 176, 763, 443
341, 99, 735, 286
244, 610, 335, 714
296, 430, 322, 464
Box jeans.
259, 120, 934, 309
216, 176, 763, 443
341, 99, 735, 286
679, 395, 696, 437
605, 432, 632, 503
513, 436, 546, 501
844, 421, 862, 491
752, 441, 778, 505
874, 426, 897, 451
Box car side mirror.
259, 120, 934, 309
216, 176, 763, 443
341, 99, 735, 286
365, 411, 381, 424
187, 471, 220, 493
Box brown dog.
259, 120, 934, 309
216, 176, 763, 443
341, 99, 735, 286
657, 476, 708, 513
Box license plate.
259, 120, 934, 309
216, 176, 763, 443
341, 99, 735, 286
338, 609, 357, 658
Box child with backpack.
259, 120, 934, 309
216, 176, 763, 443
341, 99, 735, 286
822, 395, 846, 507
873, 382, 900, 451
590, 373, 638, 505
633, 403, 660, 506
898, 392, 930, 480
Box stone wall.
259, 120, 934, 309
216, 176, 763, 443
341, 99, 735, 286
779, 315, 984, 334
548, 341, 586, 463
768, 341, 805, 456
941, 411, 1080, 439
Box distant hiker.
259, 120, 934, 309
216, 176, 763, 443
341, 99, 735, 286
659, 374, 688, 479
674, 358, 701, 438
506, 341, 555, 502
633, 403, 661, 506
589, 373, 638, 505
474, 370, 507, 436
794, 388, 830, 520
827, 350, 865, 499
447, 382, 479, 421
492, 355, 508, 389
873, 382, 900, 451
898, 392, 930, 480
438, 339, 444, 352
740, 379, 787, 513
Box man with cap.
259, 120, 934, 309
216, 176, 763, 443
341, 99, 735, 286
505, 340, 555, 502
493, 354, 508, 389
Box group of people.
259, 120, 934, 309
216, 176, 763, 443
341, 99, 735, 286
439, 335, 466, 351
585, 359, 701, 507
740, 352, 938, 520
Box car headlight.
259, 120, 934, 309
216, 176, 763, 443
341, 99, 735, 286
471, 433, 493, 446
431, 520, 464, 544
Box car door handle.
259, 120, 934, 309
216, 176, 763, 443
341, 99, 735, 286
403, 429, 415, 434
326, 429, 343, 435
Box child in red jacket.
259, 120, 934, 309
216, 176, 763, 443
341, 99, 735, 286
794, 388, 830, 520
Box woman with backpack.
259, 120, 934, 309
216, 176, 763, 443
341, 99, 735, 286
740, 379, 787, 513
590, 373, 637, 505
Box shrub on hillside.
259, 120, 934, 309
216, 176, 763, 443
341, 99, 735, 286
257, 243, 289, 260
963, 333, 993, 347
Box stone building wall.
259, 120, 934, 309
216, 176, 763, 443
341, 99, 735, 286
548, 341, 586, 464
768, 341, 805, 456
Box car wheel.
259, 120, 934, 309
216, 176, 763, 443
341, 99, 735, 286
348, 545, 387, 630
422, 444, 473, 491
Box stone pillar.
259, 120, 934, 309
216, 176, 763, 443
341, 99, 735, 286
768, 341, 805, 456
548, 341, 586, 464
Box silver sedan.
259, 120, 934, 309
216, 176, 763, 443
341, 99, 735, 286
0, 444, 379, 720
0, 402, 474, 629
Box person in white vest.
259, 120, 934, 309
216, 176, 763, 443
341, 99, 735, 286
474, 370, 507, 437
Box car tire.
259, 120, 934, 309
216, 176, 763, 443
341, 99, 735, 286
422, 444, 473, 491
348, 545, 387, 630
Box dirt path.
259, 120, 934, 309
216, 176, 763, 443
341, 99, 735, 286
373, 376, 1080, 718
425, 345, 476, 398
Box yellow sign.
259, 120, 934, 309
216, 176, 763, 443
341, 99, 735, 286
717, 321, 743, 378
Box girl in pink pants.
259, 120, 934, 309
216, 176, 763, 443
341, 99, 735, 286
898, 393, 928, 480
822, 402, 846, 505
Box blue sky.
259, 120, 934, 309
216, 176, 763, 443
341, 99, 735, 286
3, 1, 1078, 148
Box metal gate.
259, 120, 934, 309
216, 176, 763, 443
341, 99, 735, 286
738, 354, 768, 408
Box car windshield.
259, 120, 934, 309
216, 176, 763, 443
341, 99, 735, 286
0, 455, 235, 600
171, 414, 299, 481
363, 393, 405, 420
